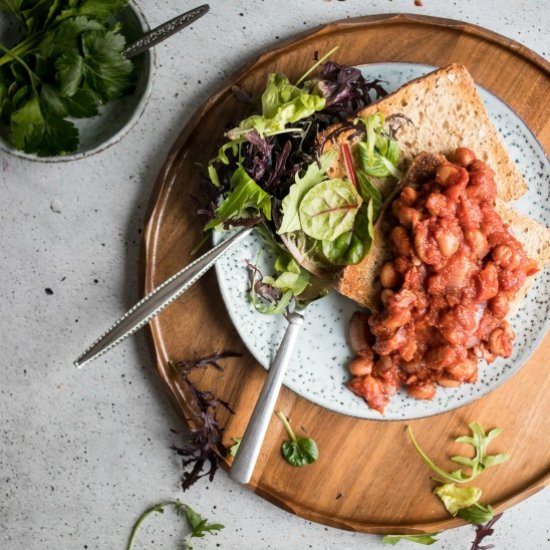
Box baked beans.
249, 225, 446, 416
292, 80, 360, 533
348, 148, 537, 413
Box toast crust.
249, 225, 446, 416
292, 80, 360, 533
322, 64, 528, 203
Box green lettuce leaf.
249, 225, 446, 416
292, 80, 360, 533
434, 483, 482, 516
263, 255, 310, 296
205, 167, 272, 231
358, 141, 402, 179
228, 437, 242, 458
298, 178, 362, 241
357, 170, 382, 219
278, 150, 336, 234
382, 534, 439, 545
357, 113, 402, 179
227, 73, 325, 139
321, 199, 374, 265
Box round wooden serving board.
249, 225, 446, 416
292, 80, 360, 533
144, 14, 550, 534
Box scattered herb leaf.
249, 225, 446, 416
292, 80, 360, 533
469, 513, 503, 550
406, 423, 509, 484
184, 504, 225, 543
275, 410, 319, 467
228, 437, 242, 458
127, 501, 224, 550
434, 483, 482, 516
457, 502, 495, 525
382, 533, 439, 545
170, 351, 241, 490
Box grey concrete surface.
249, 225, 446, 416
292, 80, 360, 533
1, 1, 549, 549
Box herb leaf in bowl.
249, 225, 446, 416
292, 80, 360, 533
0, 0, 135, 156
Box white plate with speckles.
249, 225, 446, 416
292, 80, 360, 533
213, 62, 550, 421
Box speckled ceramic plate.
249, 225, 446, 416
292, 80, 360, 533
213, 62, 550, 421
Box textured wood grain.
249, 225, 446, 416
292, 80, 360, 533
143, 14, 550, 534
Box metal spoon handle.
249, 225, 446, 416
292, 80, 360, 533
74, 227, 252, 368
124, 4, 210, 58
230, 312, 304, 484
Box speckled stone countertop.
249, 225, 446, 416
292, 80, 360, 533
1, 1, 548, 549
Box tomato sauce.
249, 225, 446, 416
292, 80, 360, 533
348, 148, 537, 412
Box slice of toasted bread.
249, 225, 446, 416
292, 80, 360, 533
322, 64, 527, 203
495, 199, 550, 312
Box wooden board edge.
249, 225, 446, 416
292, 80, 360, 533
250, 466, 550, 534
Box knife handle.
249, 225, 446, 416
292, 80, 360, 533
230, 311, 304, 484
124, 4, 210, 58
74, 227, 252, 368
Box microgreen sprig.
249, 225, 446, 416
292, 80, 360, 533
406, 423, 509, 484
127, 501, 224, 550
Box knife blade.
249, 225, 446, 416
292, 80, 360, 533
124, 4, 210, 59
74, 227, 252, 368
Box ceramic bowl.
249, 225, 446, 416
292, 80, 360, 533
0, 1, 154, 162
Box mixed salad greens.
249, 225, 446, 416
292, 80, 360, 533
200, 50, 403, 313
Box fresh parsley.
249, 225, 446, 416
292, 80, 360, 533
0, 0, 135, 156
275, 410, 319, 467
127, 501, 224, 550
